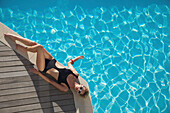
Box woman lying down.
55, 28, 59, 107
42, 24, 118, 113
4, 33, 89, 97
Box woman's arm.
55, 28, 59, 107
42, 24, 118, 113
67, 56, 84, 76
70, 56, 84, 63
29, 68, 68, 92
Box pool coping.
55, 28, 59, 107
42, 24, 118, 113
0, 22, 93, 113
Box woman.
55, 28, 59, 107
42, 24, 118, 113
4, 33, 89, 97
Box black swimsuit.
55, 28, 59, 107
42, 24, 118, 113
41, 59, 78, 89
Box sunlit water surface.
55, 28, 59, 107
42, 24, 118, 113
0, 2, 169, 113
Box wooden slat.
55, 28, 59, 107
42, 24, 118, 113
0, 71, 57, 84
0, 94, 74, 112
0, 46, 12, 51
0, 104, 76, 113
0, 75, 32, 84
0, 84, 56, 96
0, 80, 60, 91
0, 71, 31, 79
0, 60, 33, 67
0, 72, 59, 87
0, 79, 69, 97
16, 108, 43, 113
0, 81, 35, 90
0, 103, 43, 113
0, 55, 26, 62
0, 50, 16, 56
18, 104, 76, 113
20, 109, 76, 113
0, 69, 59, 85
0, 65, 33, 73
0, 96, 74, 109
0, 73, 50, 85
56, 111, 76, 113
0, 91, 38, 102
0, 86, 36, 96
0, 82, 71, 96
53, 104, 76, 112
0, 73, 55, 87
0, 75, 49, 87
0, 89, 73, 102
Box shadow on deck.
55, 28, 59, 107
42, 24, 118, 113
0, 41, 76, 113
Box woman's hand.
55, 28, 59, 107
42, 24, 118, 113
29, 68, 40, 75
79, 56, 84, 59
68, 56, 84, 65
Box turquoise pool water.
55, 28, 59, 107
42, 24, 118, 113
0, 0, 169, 113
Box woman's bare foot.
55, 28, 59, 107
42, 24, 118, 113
4, 33, 37, 46
16, 44, 27, 52
4, 33, 17, 42
4, 33, 10, 36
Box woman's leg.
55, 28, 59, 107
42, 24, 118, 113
4, 33, 37, 46
16, 44, 45, 71
26, 46, 53, 60
35, 45, 46, 71
5, 33, 54, 59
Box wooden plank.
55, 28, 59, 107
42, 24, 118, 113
0, 80, 61, 91
25, 104, 75, 113
0, 55, 28, 62
0, 96, 74, 109
14, 104, 76, 113
0, 89, 73, 102
0, 55, 26, 62
0, 73, 51, 85
0, 75, 34, 84
18, 109, 43, 113
0, 60, 33, 67
0, 73, 59, 90
19, 109, 76, 113
0, 73, 71, 94
0, 70, 31, 79
0, 70, 59, 84
0, 76, 28, 84
0, 86, 36, 96
0, 94, 74, 112
0, 46, 12, 51
0, 102, 42, 113
0, 50, 16, 56
0, 51, 25, 58
0, 83, 71, 96
0, 81, 34, 90
0, 81, 73, 96
0, 71, 57, 84
0, 97, 43, 108
0, 65, 33, 73
0, 73, 55, 86
49, 93, 74, 101
0, 91, 39, 102
56, 111, 76, 113
53, 104, 76, 113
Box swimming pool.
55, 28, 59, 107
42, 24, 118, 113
0, 0, 169, 112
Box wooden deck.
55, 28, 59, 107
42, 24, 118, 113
0, 41, 76, 113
